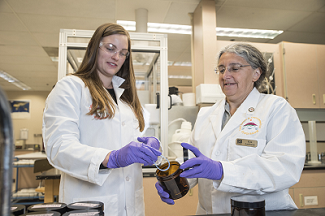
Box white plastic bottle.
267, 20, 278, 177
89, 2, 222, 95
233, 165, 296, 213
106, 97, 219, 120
169, 121, 192, 161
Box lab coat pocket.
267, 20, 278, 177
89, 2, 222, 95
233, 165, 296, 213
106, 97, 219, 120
135, 187, 145, 216
228, 137, 266, 161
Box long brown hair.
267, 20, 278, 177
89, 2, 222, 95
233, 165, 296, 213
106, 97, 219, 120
73, 23, 145, 131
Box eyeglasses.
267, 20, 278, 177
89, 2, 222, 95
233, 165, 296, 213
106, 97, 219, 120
99, 42, 129, 58
215, 63, 251, 74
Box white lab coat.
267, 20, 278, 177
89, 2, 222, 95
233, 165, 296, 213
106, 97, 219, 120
188, 88, 305, 214
42, 75, 145, 216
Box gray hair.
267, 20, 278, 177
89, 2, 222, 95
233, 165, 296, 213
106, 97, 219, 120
218, 43, 266, 88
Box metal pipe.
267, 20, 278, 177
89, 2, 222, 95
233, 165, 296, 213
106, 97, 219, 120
135, 8, 148, 33
0, 87, 14, 216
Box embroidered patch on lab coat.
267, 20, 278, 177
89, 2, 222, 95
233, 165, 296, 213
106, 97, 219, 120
239, 117, 261, 135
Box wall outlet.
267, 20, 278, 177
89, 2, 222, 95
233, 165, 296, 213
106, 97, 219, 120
304, 196, 318, 206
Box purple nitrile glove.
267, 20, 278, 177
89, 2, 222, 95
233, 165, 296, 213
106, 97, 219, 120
179, 143, 223, 180
155, 182, 175, 205
137, 137, 160, 151
107, 141, 161, 168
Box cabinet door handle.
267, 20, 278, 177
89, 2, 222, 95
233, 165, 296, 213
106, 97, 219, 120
323, 94, 325, 105
312, 94, 316, 105
299, 194, 304, 207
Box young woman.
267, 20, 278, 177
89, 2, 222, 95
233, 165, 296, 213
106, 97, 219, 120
43, 23, 160, 216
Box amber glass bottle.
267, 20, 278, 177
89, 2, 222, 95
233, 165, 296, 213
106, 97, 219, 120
156, 161, 189, 200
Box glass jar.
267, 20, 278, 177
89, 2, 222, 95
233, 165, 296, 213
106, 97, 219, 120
27, 203, 67, 215
67, 201, 104, 213
156, 161, 189, 200
231, 195, 265, 216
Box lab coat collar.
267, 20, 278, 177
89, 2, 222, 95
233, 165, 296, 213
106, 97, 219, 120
111, 76, 125, 100
236, 87, 260, 116
212, 87, 260, 139
209, 98, 226, 140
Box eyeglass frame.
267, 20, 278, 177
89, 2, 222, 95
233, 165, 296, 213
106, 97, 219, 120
215, 63, 251, 74
99, 42, 130, 58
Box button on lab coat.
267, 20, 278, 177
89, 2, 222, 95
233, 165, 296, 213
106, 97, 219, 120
189, 88, 305, 214
42, 75, 145, 216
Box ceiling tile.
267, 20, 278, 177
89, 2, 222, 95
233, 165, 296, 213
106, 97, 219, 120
32, 32, 60, 47
0, 1, 12, 12
0, 82, 22, 91
0, 56, 53, 65
271, 31, 325, 44
0, 13, 28, 31
216, 6, 311, 30
288, 12, 325, 33
6, 0, 116, 19
116, 0, 171, 22
319, 5, 325, 12
163, 1, 198, 25
18, 14, 115, 33
0, 31, 38, 45
10, 71, 57, 79
221, 0, 325, 11
0, 45, 48, 57
1, 64, 57, 73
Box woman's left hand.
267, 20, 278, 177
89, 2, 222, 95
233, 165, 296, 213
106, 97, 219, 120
180, 143, 223, 180
137, 137, 160, 150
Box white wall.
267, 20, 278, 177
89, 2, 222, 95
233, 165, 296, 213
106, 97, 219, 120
5, 91, 50, 147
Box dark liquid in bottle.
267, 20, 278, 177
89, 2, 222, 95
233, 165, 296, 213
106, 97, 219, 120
156, 161, 189, 200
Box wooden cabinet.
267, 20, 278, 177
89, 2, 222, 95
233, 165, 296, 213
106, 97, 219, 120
143, 177, 198, 216
289, 169, 325, 209
281, 42, 325, 108
317, 45, 325, 108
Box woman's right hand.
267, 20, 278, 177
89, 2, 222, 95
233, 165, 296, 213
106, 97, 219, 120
155, 182, 175, 205
106, 141, 161, 168
137, 136, 160, 150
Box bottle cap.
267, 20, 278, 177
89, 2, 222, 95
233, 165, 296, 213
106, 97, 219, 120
181, 122, 192, 131
231, 195, 265, 209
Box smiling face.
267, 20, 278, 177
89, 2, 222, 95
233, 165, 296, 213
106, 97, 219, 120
96, 34, 128, 87
218, 52, 261, 104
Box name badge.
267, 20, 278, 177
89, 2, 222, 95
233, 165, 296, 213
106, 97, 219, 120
236, 138, 257, 148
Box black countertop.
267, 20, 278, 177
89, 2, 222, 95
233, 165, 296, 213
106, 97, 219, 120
36, 169, 61, 180
36, 167, 158, 180
36, 162, 325, 181
196, 208, 325, 216
303, 161, 325, 170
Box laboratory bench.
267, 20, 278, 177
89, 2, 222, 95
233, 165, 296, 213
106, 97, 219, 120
12, 152, 47, 205
303, 161, 325, 170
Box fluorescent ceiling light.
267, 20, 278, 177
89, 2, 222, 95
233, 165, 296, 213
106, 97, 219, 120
118, 20, 191, 35
0, 71, 31, 90
216, 27, 283, 39
168, 61, 174, 66
173, 62, 192, 66
168, 75, 192, 79
117, 20, 283, 39
50, 57, 58, 62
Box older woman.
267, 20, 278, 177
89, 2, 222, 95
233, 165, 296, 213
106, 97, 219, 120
156, 43, 305, 214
